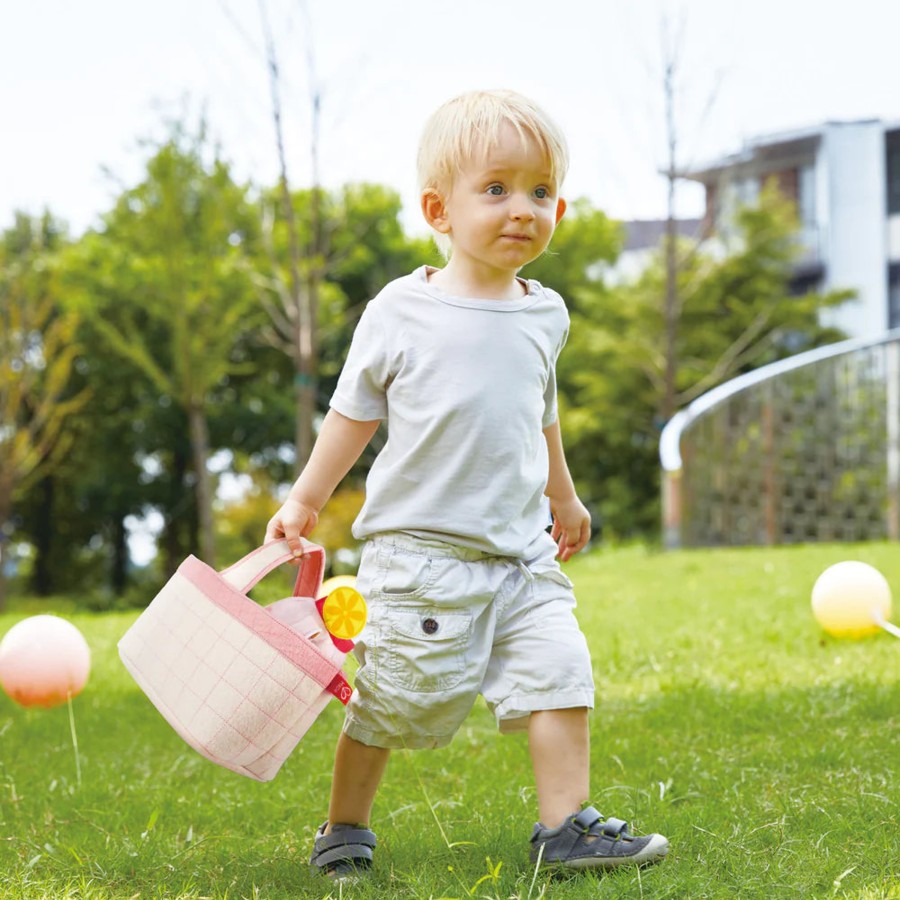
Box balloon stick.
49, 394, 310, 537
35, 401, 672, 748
67, 692, 82, 788
873, 608, 900, 640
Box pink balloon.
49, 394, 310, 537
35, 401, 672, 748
0, 615, 91, 708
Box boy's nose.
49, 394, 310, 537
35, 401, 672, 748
509, 197, 535, 221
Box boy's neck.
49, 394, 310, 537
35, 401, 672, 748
427, 261, 526, 301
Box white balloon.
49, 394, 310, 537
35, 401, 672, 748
0, 615, 91, 708
811, 561, 892, 638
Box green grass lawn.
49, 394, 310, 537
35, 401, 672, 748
1, 543, 899, 899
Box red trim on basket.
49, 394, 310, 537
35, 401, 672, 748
179, 556, 339, 689
220, 540, 324, 596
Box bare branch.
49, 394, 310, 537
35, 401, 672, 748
675, 309, 776, 405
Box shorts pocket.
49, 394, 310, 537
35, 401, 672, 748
382, 609, 471, 692
529, 566, 576, 596
541, 569, 575, 590
527, 567, 577, 628
373, 546, 436, 599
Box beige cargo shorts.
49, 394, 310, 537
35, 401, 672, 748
343, 531, 595, 749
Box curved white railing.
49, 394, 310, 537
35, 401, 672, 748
660, 328, 900, 548
660, 329, 900, 472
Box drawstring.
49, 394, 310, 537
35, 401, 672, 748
513, 559, 535, 583
486, 554, 534, 583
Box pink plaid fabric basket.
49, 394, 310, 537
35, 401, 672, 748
118, 539, 352, 782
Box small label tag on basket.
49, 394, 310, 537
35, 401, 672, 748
327, 672, 353, 705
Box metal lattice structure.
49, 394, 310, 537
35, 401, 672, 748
660, 330, 900, 548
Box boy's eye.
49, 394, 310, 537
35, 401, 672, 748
486, 184, 505, 196
534, 186, 550, 199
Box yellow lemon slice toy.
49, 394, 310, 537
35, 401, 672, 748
321, 586, 368, 640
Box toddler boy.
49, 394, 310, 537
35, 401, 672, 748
266, 88, 669, 881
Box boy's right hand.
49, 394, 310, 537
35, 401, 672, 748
265, 498, 320, 559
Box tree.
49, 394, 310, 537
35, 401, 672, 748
0, 213, 87, 608
255, 0, 324, 473
248, 182, 439, 476
520, 197, 623, 310
63, 122, 261, 569
561, 186, 851, 536
15, 294, 171, 597
34, 169, 430, 589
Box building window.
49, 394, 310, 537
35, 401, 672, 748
887, 131, 900, 215
798, 165, 816, 227
734, 175, 759, 208
889, 264, 900, 329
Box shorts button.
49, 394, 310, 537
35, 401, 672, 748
421, 617, 439, 635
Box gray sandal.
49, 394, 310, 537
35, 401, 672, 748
310, 822, 377, 881
530, 806, 669, 869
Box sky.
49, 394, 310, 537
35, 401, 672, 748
3, 0, 899, 241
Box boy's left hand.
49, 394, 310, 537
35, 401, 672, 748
550, 496, 591, 561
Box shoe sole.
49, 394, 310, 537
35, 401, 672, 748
328, 871, 370, 885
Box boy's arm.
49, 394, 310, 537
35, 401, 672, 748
265, 409, 380, 556
543, 419, 591, 561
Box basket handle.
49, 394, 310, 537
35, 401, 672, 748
219, 539, 325, 599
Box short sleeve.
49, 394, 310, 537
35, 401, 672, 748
542, 326, 568, 428
330, 303, 392, 421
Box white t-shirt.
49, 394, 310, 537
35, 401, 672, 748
330, 265, 569, 558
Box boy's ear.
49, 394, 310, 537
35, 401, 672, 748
421, 188, 451, 233
555, 198, 567, 224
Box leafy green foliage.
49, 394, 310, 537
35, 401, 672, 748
2, 128, 862, 592
0, 214, 88, 607
8, 132, 438, 590
547, 185, 852, 537
251, 180, 439, 467
51, 121, 266, 573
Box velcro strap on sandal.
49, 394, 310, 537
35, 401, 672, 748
573, 806, 604, 830
314, 826, 377, 851
311, 825, 377, 869
600, 816, 629, 837
530, 806, 605, 860
314, 843, 376, 869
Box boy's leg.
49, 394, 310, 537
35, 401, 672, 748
528, 707, 590, 828
326, 730, 391, 830
528, 707, 669, 868
310, 732, 389, 881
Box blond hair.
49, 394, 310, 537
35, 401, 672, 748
417, 89, 569, 195
417, 90, 568, 256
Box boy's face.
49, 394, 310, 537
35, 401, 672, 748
424, 123, 566, 280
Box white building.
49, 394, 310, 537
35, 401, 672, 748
605, 218, 703, 285
683, 119, 900, 339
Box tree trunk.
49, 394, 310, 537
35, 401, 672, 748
111, 513, 129, 594
259, 0, 319, 473
31, 475, 57, 596
162, 445, 190, 578
295, 185, 323, 472
188, 401, 216, 567
662, 57, 679, 423
0, 475, 16, 610
0, 496, 9, 613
